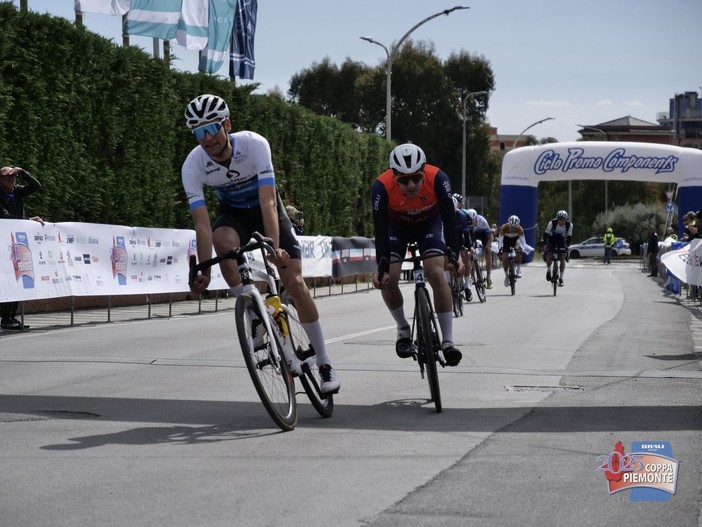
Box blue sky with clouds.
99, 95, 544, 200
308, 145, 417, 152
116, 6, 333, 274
14, 0, 702, 142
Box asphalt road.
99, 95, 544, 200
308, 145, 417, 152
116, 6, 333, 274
1, 260, 701, 527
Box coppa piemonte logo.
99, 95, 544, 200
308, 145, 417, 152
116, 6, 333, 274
534, 147, 679, 176
596, 441, 680, 501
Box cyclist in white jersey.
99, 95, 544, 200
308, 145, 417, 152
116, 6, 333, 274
466, 208, 494, 289
181, 94, 339, 393
543, 210, 573, 287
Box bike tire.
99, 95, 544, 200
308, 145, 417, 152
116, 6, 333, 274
473, 258, 487, 303
283, 305, 334, 418
509, 259, 516, 296
452, 275, 464, 317
416, 287, 442, 413
552, 269, 558, 296
235, 294, 297, 431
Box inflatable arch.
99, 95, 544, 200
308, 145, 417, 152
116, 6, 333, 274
498, 142, 702, 261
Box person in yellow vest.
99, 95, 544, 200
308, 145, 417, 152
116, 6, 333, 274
603, 227, 616, 264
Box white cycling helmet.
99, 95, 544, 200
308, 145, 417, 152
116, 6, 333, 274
466, 208, 478, 221
184, 94, 229, 130
508, 215, 520, 227
557, 210, 568, 220
389, 143, 426, 174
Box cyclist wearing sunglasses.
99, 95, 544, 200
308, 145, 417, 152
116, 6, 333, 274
181, 94, 340, 394
498, 215, 525, 285
543, 210, 573, 287
371, 143, 464, 366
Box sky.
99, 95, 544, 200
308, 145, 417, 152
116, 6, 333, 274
13, 0, 702, 143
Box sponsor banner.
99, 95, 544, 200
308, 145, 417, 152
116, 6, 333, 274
331, 237, 376, 278
74, 0, 131, 16
660, 238, 702, 285
1, 221, 333, 302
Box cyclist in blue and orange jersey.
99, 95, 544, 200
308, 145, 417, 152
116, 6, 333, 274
181, 94, 339, 393
371, 143, 464, 366
543, 209, 573, 287
453, 195, 473, 302
465, 208, 494, 289
498, 215, 526, 287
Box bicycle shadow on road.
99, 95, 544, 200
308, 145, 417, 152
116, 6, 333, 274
1, 394, 700, 450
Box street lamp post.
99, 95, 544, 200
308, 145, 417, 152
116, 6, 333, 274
576, 124, 609, 212
511, 117, 555, 150
459, 90, 487, 198
360, 6, 470, 141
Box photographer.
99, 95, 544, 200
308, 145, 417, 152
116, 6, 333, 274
285, 205, 305, 235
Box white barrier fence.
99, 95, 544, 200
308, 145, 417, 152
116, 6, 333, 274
1, 220, 333, 303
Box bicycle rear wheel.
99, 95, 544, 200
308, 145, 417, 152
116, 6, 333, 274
283, 305, 334, 418
473, 258, 487, 303
235, 294, 297, 431
416, 287, 442, 413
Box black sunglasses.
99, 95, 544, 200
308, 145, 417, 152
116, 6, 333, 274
395, 173, 424, 186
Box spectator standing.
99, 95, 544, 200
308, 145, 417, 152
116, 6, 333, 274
647, 226, 660, 277
0, 166, 44, 330
603, 227, 616, 264
285, 205, 305, 235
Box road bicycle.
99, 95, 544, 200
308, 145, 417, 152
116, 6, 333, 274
547, 246, 567, 296
471, 246, 487, 303
507, 247, 517, 296
381, 244, 453, 413
450, 273, 465, 317
189, 232, 333, 431
550, 258, 559, 296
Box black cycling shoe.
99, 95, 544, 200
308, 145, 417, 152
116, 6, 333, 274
442, 343, 462, 366
546, 269, 552, 282
396, 338, 413, 358
464, 288, 472, 302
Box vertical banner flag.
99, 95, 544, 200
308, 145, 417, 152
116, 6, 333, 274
229, 0, 257, 80
199, 0, 236, 74
125, 0, 182, 40
75, 0, 131, 15
177, 0, 209, 50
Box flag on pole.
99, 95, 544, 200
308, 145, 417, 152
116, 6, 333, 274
198, 0, 236, 74
229, 0, 257, 80
124, 0, 182, 40
74, 0, 131, 15
177, 0, 208, 51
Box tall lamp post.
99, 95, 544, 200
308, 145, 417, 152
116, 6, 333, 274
459, 90, 487, 198
511, 117, 555, 150
576, 124, 609, 212
360, 6, 470, 141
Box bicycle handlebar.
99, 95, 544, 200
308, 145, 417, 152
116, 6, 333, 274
188, 231, 277, 289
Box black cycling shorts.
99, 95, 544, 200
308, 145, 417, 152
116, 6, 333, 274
213, 192, 302, 260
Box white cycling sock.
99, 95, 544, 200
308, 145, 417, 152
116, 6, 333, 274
229, 284, 244, 297
302, 320, 331, 367
389, 306, 410, 330
436, 311, 453, 345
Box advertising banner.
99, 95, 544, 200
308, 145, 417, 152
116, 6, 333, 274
1, 221, 334, 302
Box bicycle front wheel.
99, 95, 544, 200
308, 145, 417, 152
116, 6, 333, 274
416, 287, 442, 413
235, 294, 297, 431
284, 305, 334, 418
473, 258, 487, 303
509, 260, 516, 296
552, 269, 558, 296
450, 275, 463, 317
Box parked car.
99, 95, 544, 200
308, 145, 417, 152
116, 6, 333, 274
568, 237, 632, 259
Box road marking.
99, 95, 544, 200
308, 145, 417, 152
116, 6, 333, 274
325, 325, 396, 344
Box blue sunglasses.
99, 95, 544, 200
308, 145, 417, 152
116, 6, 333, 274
192, 121, 223, 140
